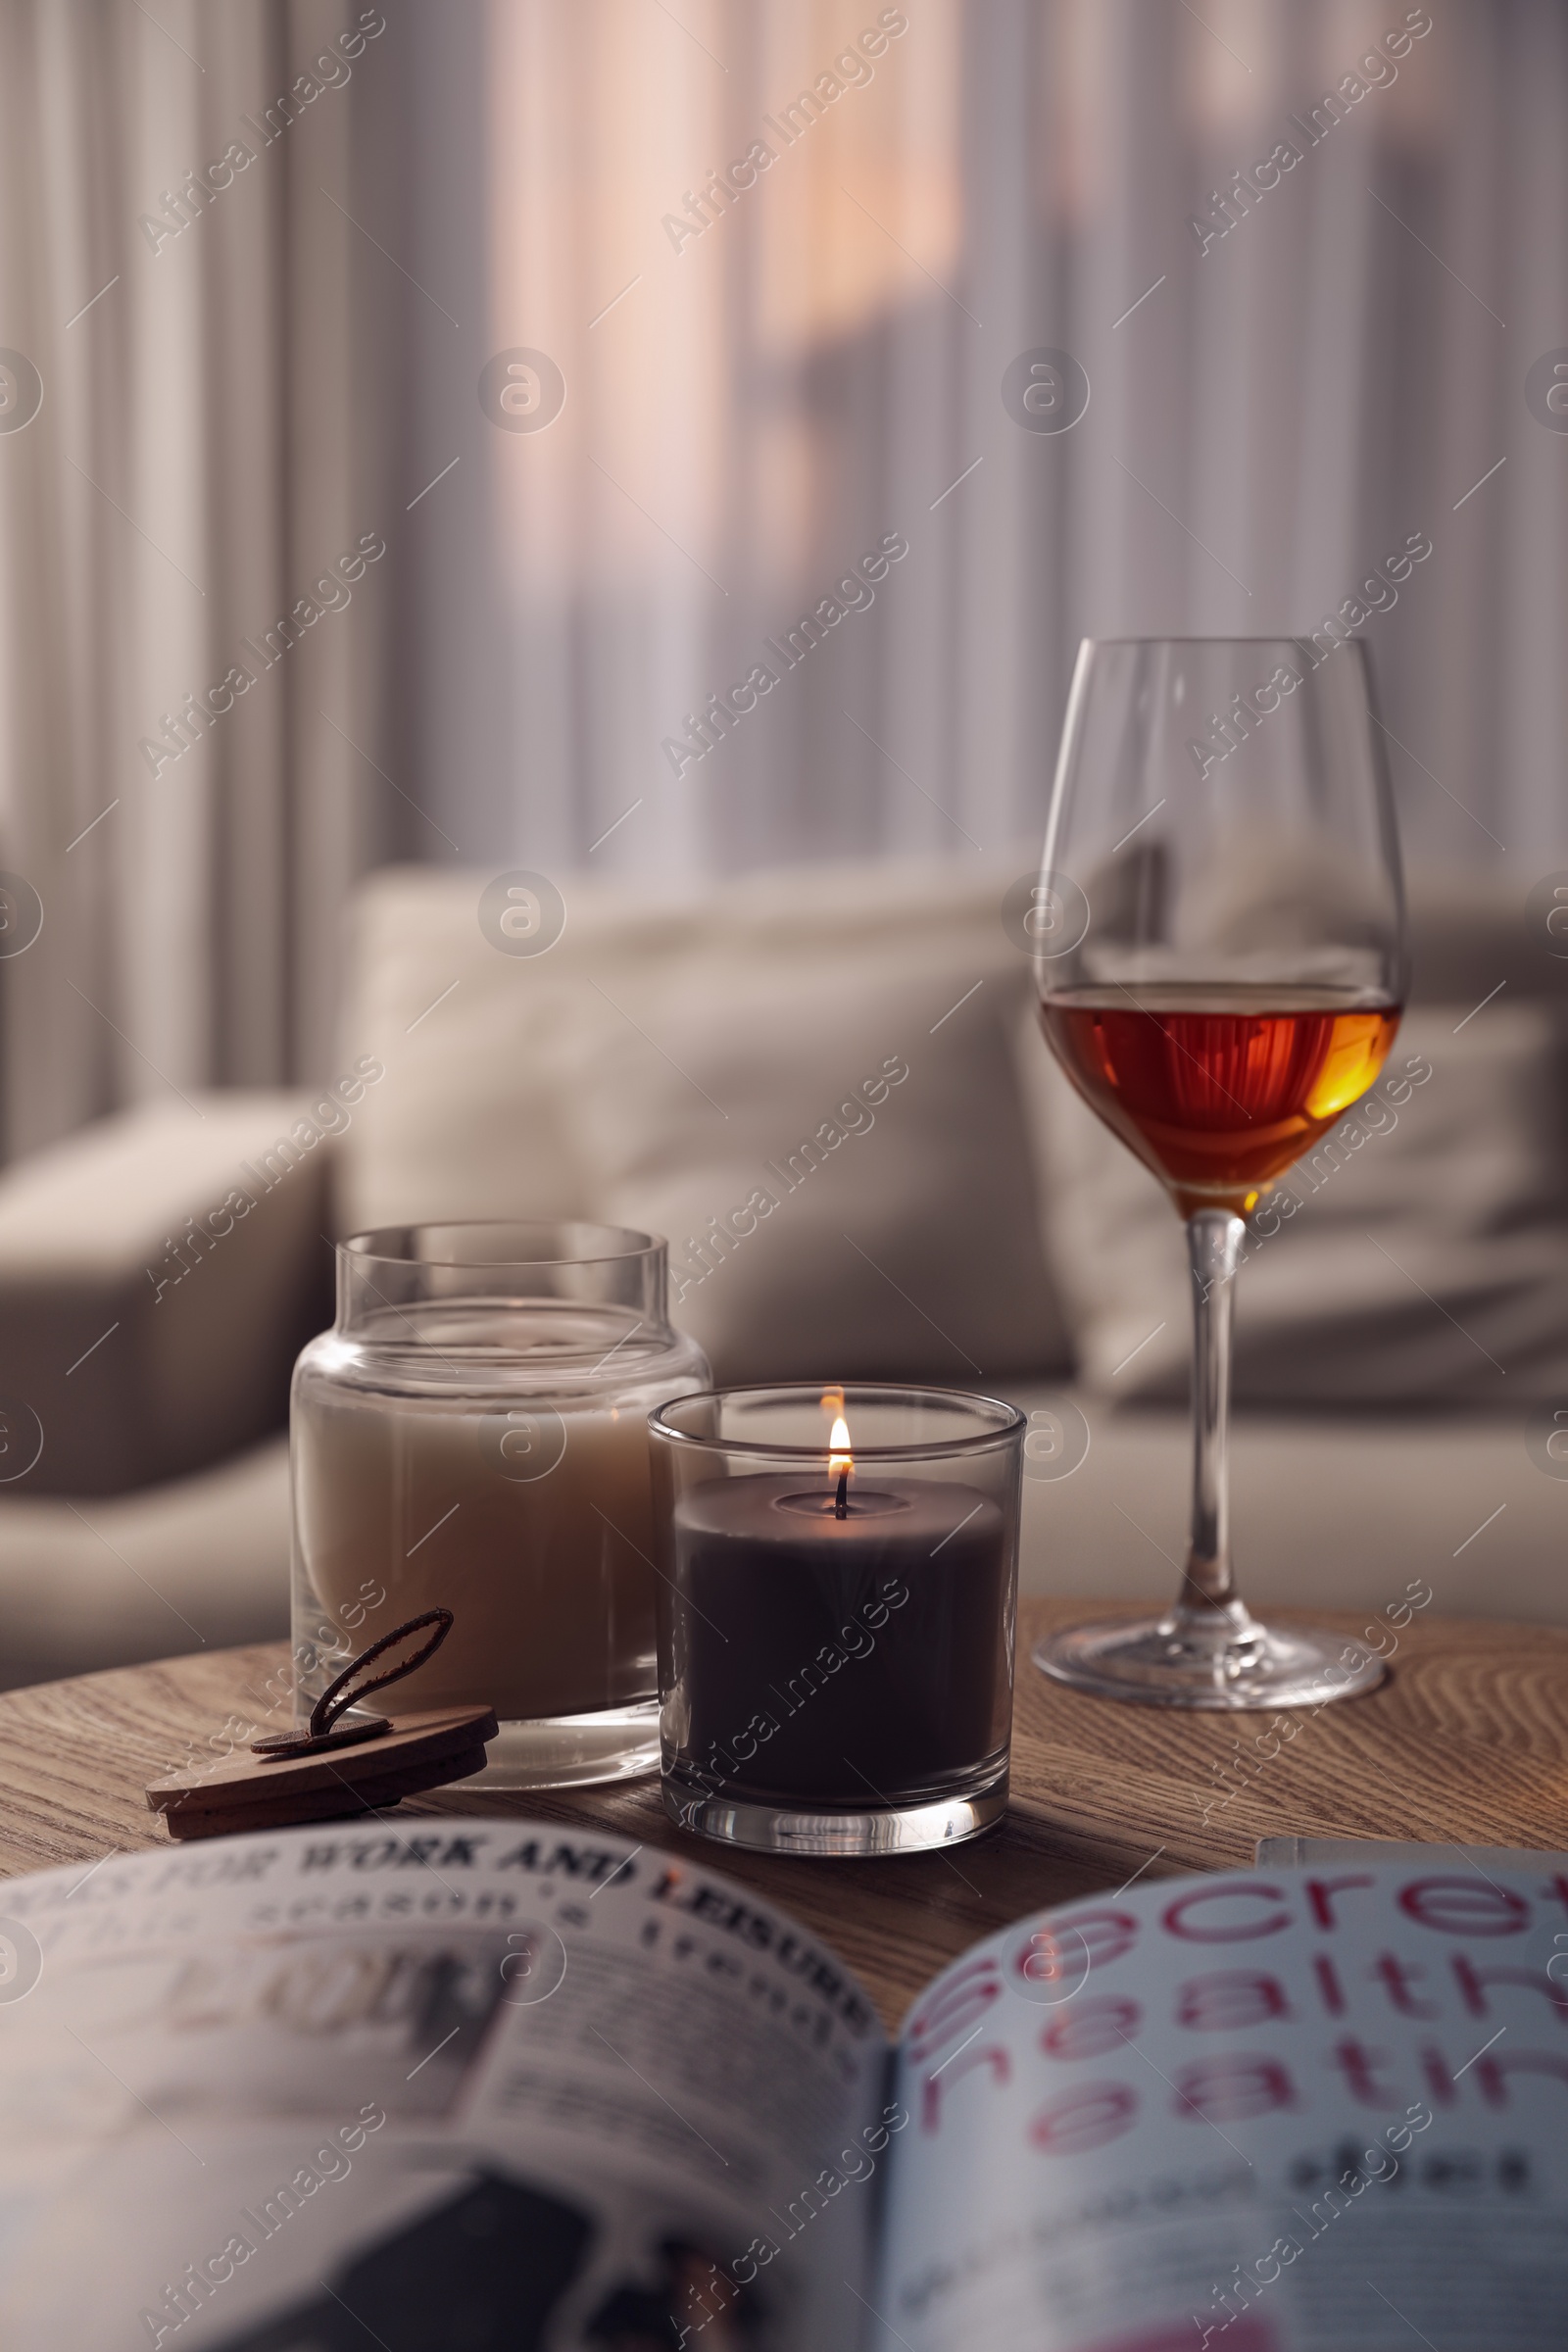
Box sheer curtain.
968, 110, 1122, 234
0, 0, 396, 1159
404, 0, 1567, 882
2, 0, 1564, 1157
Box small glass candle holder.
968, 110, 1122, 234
648, 1384, 1025, 1855
290, 1223, 710, 1788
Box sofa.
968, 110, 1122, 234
0, 850, 1563, 1690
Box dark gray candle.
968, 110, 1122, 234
664, 1474, 1010, 1807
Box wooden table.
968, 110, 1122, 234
1, 1598, 1563, 2032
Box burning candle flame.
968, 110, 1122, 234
829, 1415, 853, 1480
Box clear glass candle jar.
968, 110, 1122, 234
291, 1223, 710, 1788
649, 1384, 1025, 1854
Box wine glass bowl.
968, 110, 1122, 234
1038, 993, 1403, 1222
1032, 638, 1406, 1709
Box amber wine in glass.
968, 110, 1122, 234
1032, 639, 1406, 1708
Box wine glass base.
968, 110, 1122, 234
1033, 1612, 1386, 1711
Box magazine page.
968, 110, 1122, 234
876, 1862, 1568, 2352
0, 1821, 897, 2352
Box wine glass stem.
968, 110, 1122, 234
1182, 1210, 1247, 1615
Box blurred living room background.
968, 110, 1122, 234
0, 0, 1563, 1689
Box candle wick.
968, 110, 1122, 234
835, 1469, 849, 1519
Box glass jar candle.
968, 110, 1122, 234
291, 1223, 710, 1787
649, 1384, 1025, 1854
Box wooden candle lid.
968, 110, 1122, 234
144, 1607, 498, 1839
146, 1704, 498, 1839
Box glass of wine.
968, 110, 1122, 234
1031, 637, 1406, 1708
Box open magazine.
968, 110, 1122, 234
0, 1825, 1562, 2350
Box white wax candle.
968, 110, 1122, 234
293, 1396, 659, 1721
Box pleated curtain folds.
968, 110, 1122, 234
1, 0, 1564, 1161
0, 0, 396, 1160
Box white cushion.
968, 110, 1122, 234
337, 855, 1074, 1381
1016, 999, 1568, 1406
575, 961, 1068, 1384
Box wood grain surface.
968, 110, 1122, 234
1, 1598, 1563, 2032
